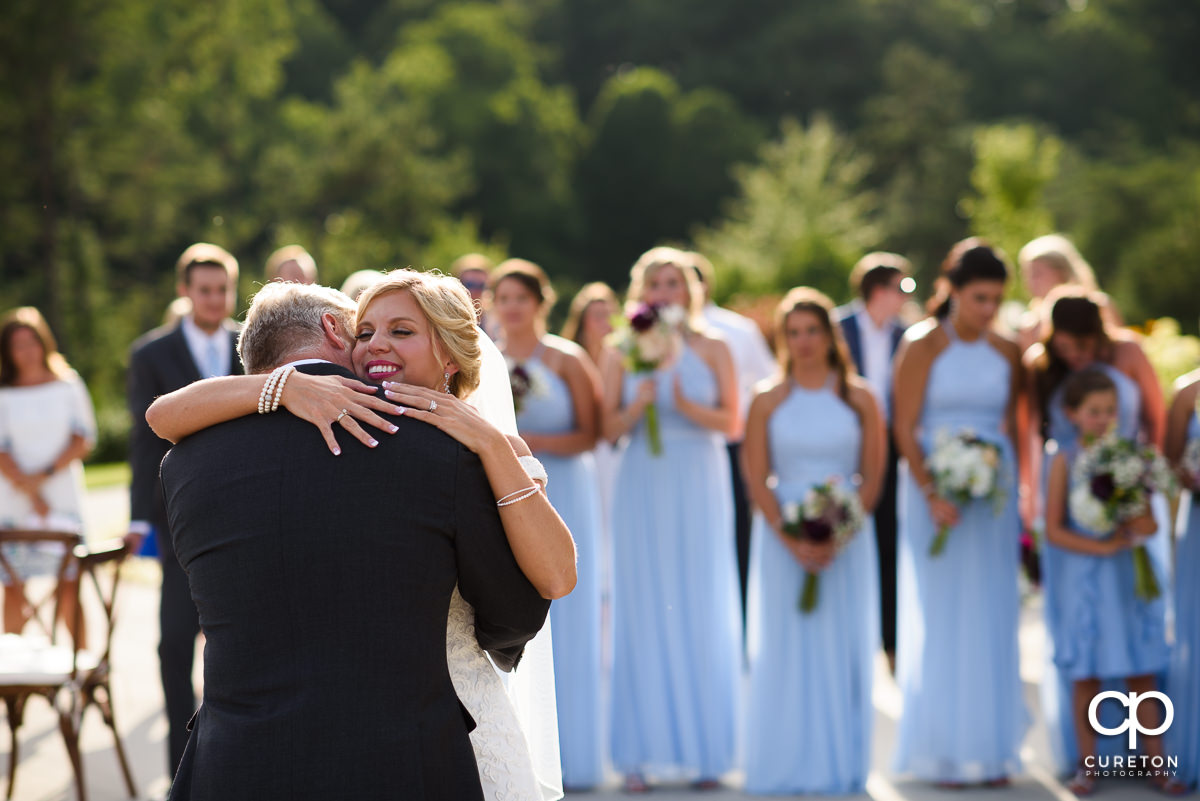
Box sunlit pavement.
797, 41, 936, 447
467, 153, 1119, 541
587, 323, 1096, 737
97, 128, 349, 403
4, 486, 1170, 800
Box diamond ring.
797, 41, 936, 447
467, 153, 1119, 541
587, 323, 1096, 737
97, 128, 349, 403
428, 399, 438, 412
335, 409, 349, 423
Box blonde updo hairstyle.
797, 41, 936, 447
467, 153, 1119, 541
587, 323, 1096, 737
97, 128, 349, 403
1018, 234, 1098, 295
354, 269, 482, 399
626, 246, 704, 327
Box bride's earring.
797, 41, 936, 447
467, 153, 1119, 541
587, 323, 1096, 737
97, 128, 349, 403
442, 371, 452, 394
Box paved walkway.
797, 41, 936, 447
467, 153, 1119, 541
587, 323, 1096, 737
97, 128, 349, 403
6, 486, 1168, 800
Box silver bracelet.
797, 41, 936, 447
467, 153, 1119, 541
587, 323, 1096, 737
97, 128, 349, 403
497, 485, 540, 507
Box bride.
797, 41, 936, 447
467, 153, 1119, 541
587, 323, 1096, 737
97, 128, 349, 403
146, 269, 571, 801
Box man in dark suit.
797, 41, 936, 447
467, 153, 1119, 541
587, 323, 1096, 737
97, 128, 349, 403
159, 281, 550, 800
124, 243, 242, 774
836, 252, 912, 673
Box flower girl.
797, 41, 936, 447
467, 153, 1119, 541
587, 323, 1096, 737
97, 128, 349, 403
1042, 368, 1178, 796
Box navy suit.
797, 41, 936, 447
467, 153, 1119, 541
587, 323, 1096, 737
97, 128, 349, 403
837, 308, 904, 655
126, 320, 242, 772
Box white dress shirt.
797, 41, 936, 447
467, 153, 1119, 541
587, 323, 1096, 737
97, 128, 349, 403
854, 302, 897, 421
181, 316, 233, 379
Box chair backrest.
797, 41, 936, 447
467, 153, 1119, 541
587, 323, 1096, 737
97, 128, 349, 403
73, 538, 128, 675
0, 529, 82, 644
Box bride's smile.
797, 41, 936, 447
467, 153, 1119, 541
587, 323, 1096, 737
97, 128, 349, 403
353, 289, 444, 390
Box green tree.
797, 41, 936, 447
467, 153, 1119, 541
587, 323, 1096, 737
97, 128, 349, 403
693, 115, 880, 303
962, 123, 1062, 277
575, 67, 760, 287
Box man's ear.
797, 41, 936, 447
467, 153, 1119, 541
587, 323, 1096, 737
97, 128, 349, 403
322, 313, 349, 350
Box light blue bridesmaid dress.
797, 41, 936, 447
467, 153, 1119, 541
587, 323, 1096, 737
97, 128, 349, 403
515, 343, 607, 788
893, 323, 1027, 782
609, 342, 741, 781
1168, 410, 1200, 789
1040, 362, 1171, 772
744, 378, 879, 795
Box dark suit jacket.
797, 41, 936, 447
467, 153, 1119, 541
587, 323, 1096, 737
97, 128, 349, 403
127, 320, 242, 531
159, 362, 550, 801
836, 305, 904, 382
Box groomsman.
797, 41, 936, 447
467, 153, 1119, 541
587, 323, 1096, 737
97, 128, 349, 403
836, 253, 911, 672
124, 243, 242, 775
688, 252, 776, 629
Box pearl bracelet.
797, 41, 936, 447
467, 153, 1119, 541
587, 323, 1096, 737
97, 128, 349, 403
271, 366, 295, 412
257, 365, 295, 414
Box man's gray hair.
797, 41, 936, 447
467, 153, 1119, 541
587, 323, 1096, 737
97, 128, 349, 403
237, 282, 357, 374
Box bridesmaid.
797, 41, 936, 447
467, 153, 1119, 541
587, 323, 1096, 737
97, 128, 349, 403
601, 246, 741, 792
1023, 287, 1169, 775
491, 259, 608, 790
742, 288, 885, 795
561, 282, 622, 533
891, 238, 1027, 786
1166, 368, 1200, 792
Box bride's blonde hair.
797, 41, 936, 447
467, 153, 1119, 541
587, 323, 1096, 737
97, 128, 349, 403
355, 269, 482, 399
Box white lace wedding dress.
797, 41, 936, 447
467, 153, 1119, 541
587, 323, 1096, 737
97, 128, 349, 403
447, 331, 563, 801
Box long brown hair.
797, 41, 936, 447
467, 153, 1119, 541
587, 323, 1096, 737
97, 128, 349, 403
561, 282, 618, 347
774, 287, 852, 401
0, 307, 72, 386
1032, 285, 1115, 429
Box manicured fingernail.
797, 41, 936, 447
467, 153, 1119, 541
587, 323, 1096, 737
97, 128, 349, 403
333, 447, 341, 456
389, 424, 399, 433
368, 439, 378, 447
392, 406, 404, 415
397, 408, 406, 416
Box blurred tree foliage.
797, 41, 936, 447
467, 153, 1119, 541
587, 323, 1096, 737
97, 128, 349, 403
2, 0, 1199, 457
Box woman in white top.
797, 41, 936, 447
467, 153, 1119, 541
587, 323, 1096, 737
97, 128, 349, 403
0, 306, 97, 637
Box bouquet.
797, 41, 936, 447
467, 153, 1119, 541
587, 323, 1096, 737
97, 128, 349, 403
609, 302, 685, 456
505, 357, 548, 415
780, 478, 864, 613
925, 428, 1005, 556
1068, 433, 1175, 601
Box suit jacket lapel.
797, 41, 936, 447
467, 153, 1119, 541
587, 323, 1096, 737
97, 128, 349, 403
841, 314, 863, 375
225, 324, 243, 376
889, 322, 905, 356
166, 325, 204, 384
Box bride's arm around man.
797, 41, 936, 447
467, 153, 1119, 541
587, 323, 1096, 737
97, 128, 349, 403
159, 281, 550, 801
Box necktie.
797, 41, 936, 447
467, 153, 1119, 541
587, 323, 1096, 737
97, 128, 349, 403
205, 339, 223, 379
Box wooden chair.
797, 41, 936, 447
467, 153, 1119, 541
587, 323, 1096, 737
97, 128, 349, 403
0, 530, 136, 801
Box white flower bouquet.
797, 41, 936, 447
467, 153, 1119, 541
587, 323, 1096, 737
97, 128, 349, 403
780, 478, 864, 613
609, 302, 685, 456
925, 428, 1005, 556
1068, 432, 1175, 601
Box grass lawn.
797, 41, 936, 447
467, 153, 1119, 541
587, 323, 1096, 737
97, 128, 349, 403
84, 461, 131, 489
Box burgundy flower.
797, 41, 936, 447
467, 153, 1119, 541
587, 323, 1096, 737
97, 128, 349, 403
1091, 473, 1116, 502
510, 365, 532, 412
803, 519, 834, 543
629, 303, 658, 333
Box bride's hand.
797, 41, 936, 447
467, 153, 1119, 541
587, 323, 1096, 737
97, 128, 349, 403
280, 372, 404, 455
382, 382, 507, 454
